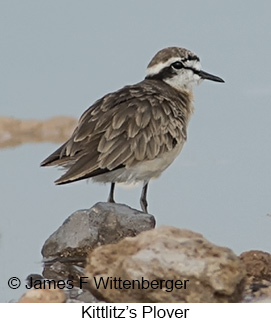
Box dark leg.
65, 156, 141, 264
140, 181, 149, 213
108, 182, 115, 203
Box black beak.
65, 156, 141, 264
198, 70, 224, 83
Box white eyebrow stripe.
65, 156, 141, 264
146, 57, 182, 76
146, 57, 202, 76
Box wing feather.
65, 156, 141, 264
41, 80, 191, 184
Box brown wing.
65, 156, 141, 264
41, 80, 189, 184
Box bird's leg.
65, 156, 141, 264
108, 182, 115, 203
140, 181, 149, 213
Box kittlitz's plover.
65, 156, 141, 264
41, 47, 224, 213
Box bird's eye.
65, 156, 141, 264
171, 61, 184, 69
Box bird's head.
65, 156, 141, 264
146, 47, 224, 91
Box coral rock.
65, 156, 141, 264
85, 226, 246, 303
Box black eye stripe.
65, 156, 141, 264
145, 61, 200, 81
171, 61, 199, 74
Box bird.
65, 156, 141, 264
41, 46, 224, 213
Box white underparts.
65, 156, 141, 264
92, 140, 185, 184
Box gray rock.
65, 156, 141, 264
42, 260, 85, 287
85, 226, 246, 303
42, 202, 155, 259
65, 287, 103, 303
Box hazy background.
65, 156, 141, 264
1, 0, 271, 302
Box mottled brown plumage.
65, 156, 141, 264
41, 79, 191, 182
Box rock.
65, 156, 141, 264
240, 250, 271, 281
75, 289, 102, 303
42, 202, 155, 259
21, 273, 101, 303
42, 260, 85, 288
244, 279, 271, 302
254, 296, 271, 303
19, 287, 66, 303
85, 226, 246, 303
66, 287, 103, 303
239, 250, 271, 302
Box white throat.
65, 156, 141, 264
164, 70, 203, 91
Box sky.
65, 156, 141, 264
1, 0, 271, 302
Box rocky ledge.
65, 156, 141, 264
19, 202, 271, 303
